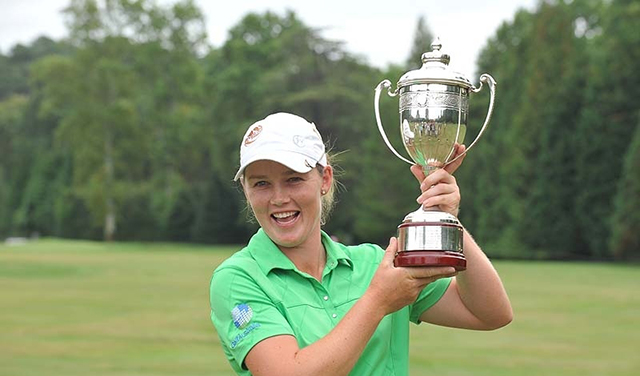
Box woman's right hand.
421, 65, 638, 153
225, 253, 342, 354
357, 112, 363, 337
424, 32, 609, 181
366, 237, 458, 316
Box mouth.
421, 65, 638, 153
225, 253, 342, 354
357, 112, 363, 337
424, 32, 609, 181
271, 211, 300, 225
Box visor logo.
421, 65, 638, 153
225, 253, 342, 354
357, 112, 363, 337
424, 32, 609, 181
244, 125, 263, 146
293, 134, 317, 148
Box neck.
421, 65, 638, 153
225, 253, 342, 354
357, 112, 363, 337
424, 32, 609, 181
279, 231, 326, 282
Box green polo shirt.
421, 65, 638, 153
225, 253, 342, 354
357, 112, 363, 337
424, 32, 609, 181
209, 229, 451, 376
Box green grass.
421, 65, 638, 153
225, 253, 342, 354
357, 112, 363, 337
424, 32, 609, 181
1, 239, 638, 376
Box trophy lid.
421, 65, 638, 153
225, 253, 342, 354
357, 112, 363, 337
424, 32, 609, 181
401, 207, 461, 226
397, 38, 473, 89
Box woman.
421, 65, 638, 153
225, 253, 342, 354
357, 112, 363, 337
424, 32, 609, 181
210, 112, 512, 376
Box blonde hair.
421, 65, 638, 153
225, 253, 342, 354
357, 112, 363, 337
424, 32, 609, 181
317, 156, 338, 225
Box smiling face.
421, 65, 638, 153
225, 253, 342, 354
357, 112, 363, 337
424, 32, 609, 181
242, 160, 333, 251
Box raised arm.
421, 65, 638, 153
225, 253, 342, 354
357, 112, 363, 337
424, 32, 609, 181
410, 144, 513, 330
419, 229, 513, 330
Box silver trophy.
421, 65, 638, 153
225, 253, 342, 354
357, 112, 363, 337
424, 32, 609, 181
374, 38, 496, 270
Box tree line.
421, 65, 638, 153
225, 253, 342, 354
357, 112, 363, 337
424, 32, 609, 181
0, 0, 638, 260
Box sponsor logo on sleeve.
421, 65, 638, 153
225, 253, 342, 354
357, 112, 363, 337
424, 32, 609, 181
230, 303, 261, 349
232, 303, 253, 329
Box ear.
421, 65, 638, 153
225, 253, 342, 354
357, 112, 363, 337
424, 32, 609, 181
321, 165, 333, 193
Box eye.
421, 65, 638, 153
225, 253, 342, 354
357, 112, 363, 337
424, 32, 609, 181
287, 176, 304, 183
252, 180, 268, 188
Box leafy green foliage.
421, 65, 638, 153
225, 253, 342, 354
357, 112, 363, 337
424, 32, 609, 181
0, 95, 29, 236
610, 121, 640, 260
457, 0, 639, 259
458, 9, 538, 256
0, 1, 638, 258
203, 10, 381, 241
0, 37, 72, 100
405, 15, 435, 70
575, 0, 640, 257
514, 1, 588, 256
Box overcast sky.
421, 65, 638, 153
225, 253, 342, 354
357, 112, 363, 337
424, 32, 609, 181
0, 0, 538, 78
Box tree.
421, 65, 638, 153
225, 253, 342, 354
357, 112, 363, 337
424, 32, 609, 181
204, 10, 379, 242
0, 36, 80, 239
610, 120, 640, 260
459, 0, 598, 258
0, 37, 72, 100
575, 0, 640, 257
28, 0, 209, 241
32, 47, 140, 241
405, 15, 435, 69
0, 95, 29, 237
458, 9, 538, 257
514, 1, 588, 257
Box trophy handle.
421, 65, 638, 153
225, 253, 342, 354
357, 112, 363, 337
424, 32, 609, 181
375, 79, 414, 165
446, 73, 497, 166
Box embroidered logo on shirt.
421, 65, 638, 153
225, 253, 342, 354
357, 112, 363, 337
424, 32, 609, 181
232, 303, 253, 329
230, 322, 260, 349
230, 303, 260, 349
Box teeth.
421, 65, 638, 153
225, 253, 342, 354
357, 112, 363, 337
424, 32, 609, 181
273, 211, 297, 219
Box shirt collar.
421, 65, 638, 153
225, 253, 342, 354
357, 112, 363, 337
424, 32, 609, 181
248, 229, 352, 276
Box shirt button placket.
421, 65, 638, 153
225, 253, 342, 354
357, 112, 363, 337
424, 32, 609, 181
318, 286, 338, 321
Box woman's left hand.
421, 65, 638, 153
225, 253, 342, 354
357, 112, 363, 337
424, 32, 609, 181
410, 144, 466, 217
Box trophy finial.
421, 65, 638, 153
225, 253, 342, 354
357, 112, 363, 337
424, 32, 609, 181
421, 37, 450, 66
431, 37, 442, 52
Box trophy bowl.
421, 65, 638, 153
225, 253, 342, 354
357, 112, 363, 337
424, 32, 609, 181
374, 38, 496, 270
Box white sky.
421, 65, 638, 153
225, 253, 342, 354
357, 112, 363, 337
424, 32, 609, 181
0, 0, 538, 78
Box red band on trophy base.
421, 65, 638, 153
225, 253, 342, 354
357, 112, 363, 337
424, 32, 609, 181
394, 251, 467, 270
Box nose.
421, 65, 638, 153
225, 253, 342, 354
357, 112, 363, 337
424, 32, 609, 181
270, 185, 290, 206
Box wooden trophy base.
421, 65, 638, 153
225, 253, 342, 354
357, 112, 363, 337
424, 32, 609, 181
394, 251, 467, 271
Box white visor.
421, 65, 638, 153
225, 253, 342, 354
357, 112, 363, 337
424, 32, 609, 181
234, 113, 327, 181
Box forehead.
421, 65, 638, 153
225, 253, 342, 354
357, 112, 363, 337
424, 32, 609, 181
244, 160, 300, 178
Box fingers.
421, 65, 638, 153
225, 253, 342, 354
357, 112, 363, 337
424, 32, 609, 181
414, 167, 460, 213
444, 144, 466, 174
419, 169, 457, 193
411, 144, 466, 183
416, 181, 460, 209
411, 144, 465, 186
407, 150, 462, 216
410, 164, 426, 184
420, 169, 456, 192
382, 237, 398, 267
371, 245, 458, 315
405, 266, 458, 284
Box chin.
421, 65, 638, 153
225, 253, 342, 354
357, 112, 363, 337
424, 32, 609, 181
272, 235, 303, 249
